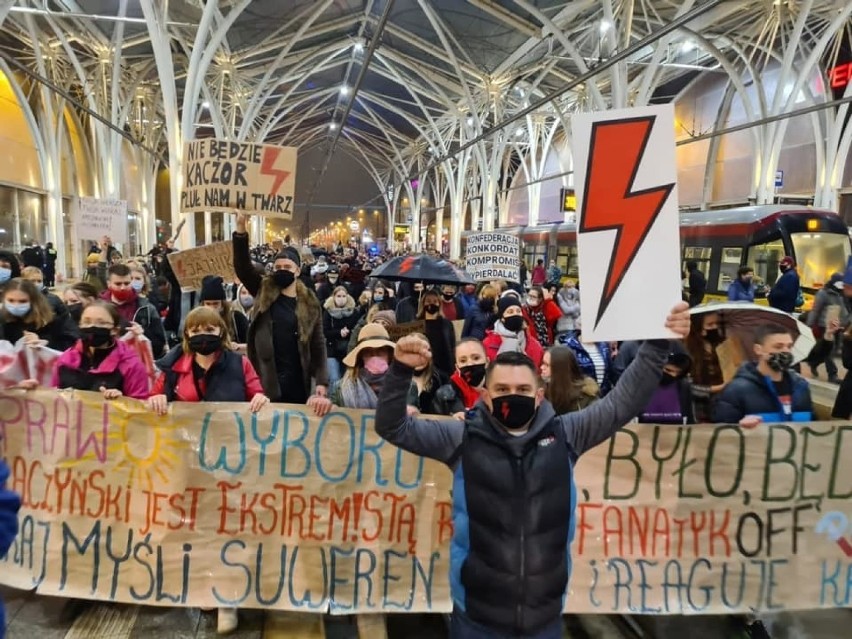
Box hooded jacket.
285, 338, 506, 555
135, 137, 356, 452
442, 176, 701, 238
768, 269, 800, 313
375, 340, 669, 636
712, 361, 812, 424
233, 231, 328, 400
53, 339, 150, 399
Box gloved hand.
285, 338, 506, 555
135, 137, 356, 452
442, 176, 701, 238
0, 461, 21, 556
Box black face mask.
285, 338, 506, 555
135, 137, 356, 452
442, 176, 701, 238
425, 304, 440, 315
503, 315, 524, 333
80, 326, 113, 348
272, 270, 296, 289
704, 328, 724, 346
67, 303, 83, 322
491, 394, 536, 430
767, 351, 794, 373
188, 334, 222, 356
459, 363, 486, 387
442, 293, 454, 301
478, 298, 494, 311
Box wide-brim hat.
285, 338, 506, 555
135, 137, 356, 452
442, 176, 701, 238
342, 323, 396, 368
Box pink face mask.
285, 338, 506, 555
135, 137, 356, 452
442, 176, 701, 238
363, 355, 389, 375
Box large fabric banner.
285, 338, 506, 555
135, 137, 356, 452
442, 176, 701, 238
0, 389, 850, 616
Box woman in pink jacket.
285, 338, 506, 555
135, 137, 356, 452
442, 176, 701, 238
47, 301, 150, 399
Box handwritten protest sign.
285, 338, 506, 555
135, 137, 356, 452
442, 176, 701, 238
167, 241, 234, 291
181, 139, 297, 219
387, 320, 426, 342
465, 232, 520, 283
74, 197, 128, 243
573, 105, 681, 342
1, 389, 851, 616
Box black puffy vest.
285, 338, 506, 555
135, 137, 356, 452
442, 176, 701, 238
159, 347, 248, 402
459, 417, 574, 635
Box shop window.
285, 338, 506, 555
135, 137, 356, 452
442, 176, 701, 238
683, 246, 712, 279
746, 239, 785, 289
717, 247, 743, 292
557, 245, 578, 277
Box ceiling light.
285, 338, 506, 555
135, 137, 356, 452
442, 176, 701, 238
329, 122, 338, 130
466, 115, 474, 126
599, 20, 611, 34
515, 128, 524, 137
340, 85, 350, 96
201, 101, 210, 109
354, 41, 364, 52
681, 40, 695, 53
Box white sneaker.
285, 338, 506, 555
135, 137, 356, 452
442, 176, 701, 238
217, 607, 238, 635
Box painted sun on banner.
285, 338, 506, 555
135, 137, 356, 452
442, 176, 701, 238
180, 139, 297, 219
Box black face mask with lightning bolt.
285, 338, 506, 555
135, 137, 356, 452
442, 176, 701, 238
490, 394, 536, 430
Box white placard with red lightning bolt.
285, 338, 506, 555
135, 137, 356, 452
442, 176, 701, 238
180, 139, 297, 219
572, 104, 681, 342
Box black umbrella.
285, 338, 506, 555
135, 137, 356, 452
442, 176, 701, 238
369, 254, 474, 286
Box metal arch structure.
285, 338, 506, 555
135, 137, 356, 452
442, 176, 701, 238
0, 1, 850, 261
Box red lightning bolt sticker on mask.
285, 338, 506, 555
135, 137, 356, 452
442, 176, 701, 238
260, 147, 291, 196
578, 116, 675, 330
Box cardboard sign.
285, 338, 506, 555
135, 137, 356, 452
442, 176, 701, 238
573, 105, 681, 342
387, 320, 426, 341
466, 232, 520, 283
180, 139, 297, 219
74, 197, 128, 243
167, 241, 234, 291
1, 389, 852, 615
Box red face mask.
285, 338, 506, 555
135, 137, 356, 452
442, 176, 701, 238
110, 286, 135, 303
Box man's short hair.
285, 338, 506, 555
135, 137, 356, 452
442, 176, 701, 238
738, 266, 754, 278
485, 351, 537, 385
107, 263, 131, 278
754, 323, 792, 345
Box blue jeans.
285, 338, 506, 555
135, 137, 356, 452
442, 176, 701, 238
326, 357, 342, 386
450, 609, 563, 639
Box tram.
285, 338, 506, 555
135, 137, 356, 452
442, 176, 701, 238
503, 205, 851, 309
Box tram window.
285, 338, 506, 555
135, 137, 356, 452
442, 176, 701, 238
557, 245, 578, 277
682, 246, 712, 278
523, 246, 545, 270
790, 232, 851, 290
746, 239, 784, 287
717, 247, 743, 292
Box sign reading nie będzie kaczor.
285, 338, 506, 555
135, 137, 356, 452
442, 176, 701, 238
180, 139, 297, 219
2, 389, 852, 615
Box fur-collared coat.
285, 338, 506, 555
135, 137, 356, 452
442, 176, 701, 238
233, 232, 328, 400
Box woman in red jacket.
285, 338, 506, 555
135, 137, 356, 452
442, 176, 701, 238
482, 296, 544, 368
523, 286, 562, 348
146, 305, 268, 634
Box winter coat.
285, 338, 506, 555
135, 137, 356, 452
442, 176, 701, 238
713, 362, 812, 424
233, 232, 328, 400
0, 310, 79, 352
461, 304, 494, 340
808, 285, 849, 333
522, 299, 562, 347
482, 325, 544, 368
726, 279, 755, 302
322, 296, 362, 360
559, 335, 614, 396
53, 339, 150, 399
151, 345, 264, 402
99, 290, 167, 357
768, 269, 801, 313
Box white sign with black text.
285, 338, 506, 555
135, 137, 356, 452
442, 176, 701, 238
466, 232, 520, 283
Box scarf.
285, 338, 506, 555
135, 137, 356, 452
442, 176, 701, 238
494, 320, 526, 355
338, 369, 382, 409
527, 305, 549, 347
326, 306, 355, 320
450, 370, 481, 410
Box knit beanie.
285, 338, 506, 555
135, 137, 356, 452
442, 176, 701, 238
497, 296, 521, 318
199, 275, 226, 301
274, 246, 301, 268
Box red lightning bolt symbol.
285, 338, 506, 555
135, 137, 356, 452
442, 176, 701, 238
260, 147, 291, 196
399, 257, 415, 274
579, 116, 675, 329
501, 401, 510, 420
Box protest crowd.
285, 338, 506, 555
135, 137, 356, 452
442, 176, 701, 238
0, 219, 846, 639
